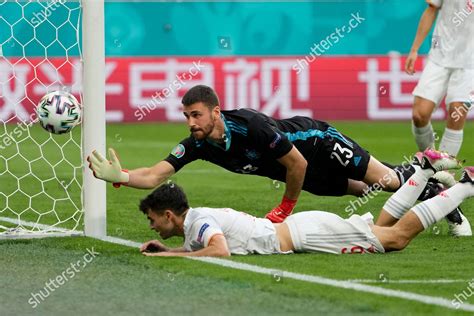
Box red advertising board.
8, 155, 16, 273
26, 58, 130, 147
1, 55, 471, 123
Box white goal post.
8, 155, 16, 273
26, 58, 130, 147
0, 0, 106, 238
82, 0, 106, 237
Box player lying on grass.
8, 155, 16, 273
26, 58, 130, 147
87, 85, 469, 235
139, 149, 473, 257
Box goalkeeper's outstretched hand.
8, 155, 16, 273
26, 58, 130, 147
87, 148, 129, 187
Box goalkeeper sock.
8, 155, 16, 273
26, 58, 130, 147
417, 181, 443, 201
412, 122, 435, 151
383, 166, 433, 219
439, 128, 463, 157
392, 164, 416, 187
412, 183, 474, 229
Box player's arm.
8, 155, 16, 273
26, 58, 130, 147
266, 146, 307, 220
277, 146, 307, 200
127, 161, 175, 189
88, 138, 198, 189
87, 148, 175, 189
405, 3, 439, 74
248, 114, 307, 219
142, 234, 230, 257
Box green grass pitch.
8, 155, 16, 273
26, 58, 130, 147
1, 121, 473, 315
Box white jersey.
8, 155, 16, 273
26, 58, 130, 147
428, 0, 474, 69
183, 207, 282, 255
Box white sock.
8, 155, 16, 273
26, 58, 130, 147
383, 166, 434, 219
411, 183, 474, 229
412, 122, 435, 151
439, 128, 463, 156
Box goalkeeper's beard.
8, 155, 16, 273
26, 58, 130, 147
190, 114, 217, 140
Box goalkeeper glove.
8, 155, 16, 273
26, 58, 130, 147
87, 148, 129, 188
265, 196, 297, 223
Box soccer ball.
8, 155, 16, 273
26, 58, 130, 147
36, 91, 81, 134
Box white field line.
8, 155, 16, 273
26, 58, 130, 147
346, 279, 469, 284
2, 217, 473, 312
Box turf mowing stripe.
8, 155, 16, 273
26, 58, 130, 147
4, 217, 474, 312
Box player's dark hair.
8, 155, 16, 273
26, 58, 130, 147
182, 85, 219, 110
139, 183, 189, 216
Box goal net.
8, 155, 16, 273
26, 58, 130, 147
0, 0, 105, 238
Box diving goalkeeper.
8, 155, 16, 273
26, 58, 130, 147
87, 85, 469, 235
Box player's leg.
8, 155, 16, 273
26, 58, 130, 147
358, 154, 439, 196
440, 102, 467, 156
326, 129, 426, 194
285, 211, 384, 254
375, 149, 462, 226
376, 153, 468, 228
321, 131, 404, 193
371, 212, 425, 251
374, 168, 474, 251
412, 96, 437, 151
375, 211, 399, 227
319, 126, 447, 200
432, 170, 472, 236
346, 179, 368, 196
375, 154, 433, 226
362, 156, 401, 191
411, 60, 450, 151
439, 68, 473, 156
438, 68, 474, 234
346, 150, 435, 197
381, 160, 416, 187
348, 152, 456, 225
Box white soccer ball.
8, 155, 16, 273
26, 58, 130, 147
36, 91, 81, 134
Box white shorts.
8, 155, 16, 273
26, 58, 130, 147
285, 211, 384, 254
413, 59, 474, 107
